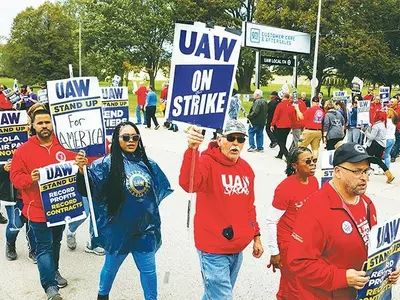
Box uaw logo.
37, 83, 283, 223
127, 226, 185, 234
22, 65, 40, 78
313, 110, 324, 123
250, 28, 260, 43
126, 171, 151, 199
354, 144, 365, 153
221, 174, 250, 196
55, 151, 66, 163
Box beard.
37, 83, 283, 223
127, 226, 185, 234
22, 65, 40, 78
37, 129, 52, 140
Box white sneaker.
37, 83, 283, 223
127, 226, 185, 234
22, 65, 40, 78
66, 231, 77, 250
374, 167, 384, 175
85, 242, 106, 256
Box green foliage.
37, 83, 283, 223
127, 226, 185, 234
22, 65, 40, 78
3, 2, 76, 84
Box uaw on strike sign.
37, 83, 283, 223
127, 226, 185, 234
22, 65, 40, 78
0, 111, 28, 162
38, 161, 86, 227
101, 87, 129, 137
357, 214, 400, 300
166, 22, 242, 129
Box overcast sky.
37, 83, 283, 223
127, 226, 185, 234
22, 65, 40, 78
0, 0, 52, 39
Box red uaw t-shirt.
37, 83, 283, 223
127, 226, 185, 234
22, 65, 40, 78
272, 175, 319, 242
346, 199, 370, 248
304, 106, 325, 130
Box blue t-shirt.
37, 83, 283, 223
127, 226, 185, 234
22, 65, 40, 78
146, 91, 157, 106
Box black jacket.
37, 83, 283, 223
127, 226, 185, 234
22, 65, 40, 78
248, 98, 268, 128
267, 97, 281, 124
0, 166, 17, 202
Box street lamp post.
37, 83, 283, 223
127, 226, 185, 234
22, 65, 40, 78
311, 0, 322, 98
79, 20, 82, 77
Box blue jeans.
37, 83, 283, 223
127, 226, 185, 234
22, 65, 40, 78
347, 127, 361, 143
391, 131, 400, 158
68, 197, 102, 248
197, 250, 243, 300
99, 251, 157, 299
5, 201, 36, 252
248, 126, 264, 150
385, 139, 395, 168
136, 105, 146, 124
29, 221, 65, 291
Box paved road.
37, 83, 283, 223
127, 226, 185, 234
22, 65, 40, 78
0, 120, 399, 299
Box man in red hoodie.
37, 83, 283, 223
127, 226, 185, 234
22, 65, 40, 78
10, 109, 77, 300
134, 82, 147, 125
179, 119, 263, 300
287, 143, 400, 300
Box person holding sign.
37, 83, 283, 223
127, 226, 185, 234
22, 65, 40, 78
10, 109, 76, 300
361, 111, 395, 183
266, 147, 319, 300
75, 121, 172, 300
287, 143, 393, 299
179, 119, 263, 300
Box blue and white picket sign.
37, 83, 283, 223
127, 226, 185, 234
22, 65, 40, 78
101, 87, 129, 137
166, 22, 242, 130
3, 88, 21, 104
357, 214, 400, 300
112, 75, 121, 87
352, 77, 364, 94
379, 86, 390, 106
320, 150, 334, 187
38, 161, 86, 227
13, 79, 18, 92
37, 89, 48, 104
357, 100, 371, 126
47, 77, 106, 157
0, 111, 28, 162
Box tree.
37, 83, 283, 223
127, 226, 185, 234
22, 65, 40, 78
3, 2, 76, 84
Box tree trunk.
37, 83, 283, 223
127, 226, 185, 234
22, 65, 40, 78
148, 70, 156, 90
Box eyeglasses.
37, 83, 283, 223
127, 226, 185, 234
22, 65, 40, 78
303, 158, 318, 165
119, 134, 140, 142
223, 135, 246, 143
338, 165, 372, 177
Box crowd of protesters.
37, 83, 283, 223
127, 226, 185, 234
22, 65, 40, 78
0, 80, 400, 300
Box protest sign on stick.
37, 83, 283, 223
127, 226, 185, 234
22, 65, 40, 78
357, 214, 400, 300
357, 100, 371, 126
38, 161, 86, 227
47, 77, 106, 235
3, 88, 21, 105
101, 87, 129, 137
166, 22, 242, 230
379, 87, 390, 106
320, 150, 334, 187
0, 111, 28, 163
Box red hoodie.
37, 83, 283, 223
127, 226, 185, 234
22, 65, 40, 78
179, 142, 260, 254
369, 102, 382, 124
0, 93, 13, 110
287, 183, 377, 300
10, 135, 76, 222
135, 86, 147, 106
271, 99, 295, 129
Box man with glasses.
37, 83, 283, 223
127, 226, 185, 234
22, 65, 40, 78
287, 143, 400, 299
179, 119, 264, 300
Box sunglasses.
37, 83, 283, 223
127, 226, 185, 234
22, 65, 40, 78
120, 134, 140, 142
224, 135, 246, 143
303, 158, 318, 165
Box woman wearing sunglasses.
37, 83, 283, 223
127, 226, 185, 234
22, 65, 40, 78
266, 147, 319, 300
75, 121, 173, 300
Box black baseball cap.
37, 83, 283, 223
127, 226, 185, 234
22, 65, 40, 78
271, 91, 279, 96
333, 143, 374, 166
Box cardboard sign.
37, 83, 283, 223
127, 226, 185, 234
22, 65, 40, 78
101, 87, 129, 136
38, 161, 86, 227
166, 22, 242, 129
357, 101, 371, 126
379, 87, 390, 106
0, 111, 28, 162
3, 88, 21, 104
357, 214, 400, 300
320, 150, 334, 186
47, 77, 106, 157
37, 89, 48, 104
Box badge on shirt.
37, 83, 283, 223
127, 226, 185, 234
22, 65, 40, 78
342, 221, 353, 235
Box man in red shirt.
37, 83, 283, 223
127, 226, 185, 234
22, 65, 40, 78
363, 87, 374, 101
289, 95, 307, 152
287, 143, 400, 300
134, 82, 147, 125
10, 110, 77, 300
270, 93, 295, 159
298, 96, 325, 159
179, 119, 263, 299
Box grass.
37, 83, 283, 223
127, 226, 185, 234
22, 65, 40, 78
0, 76, 387, 118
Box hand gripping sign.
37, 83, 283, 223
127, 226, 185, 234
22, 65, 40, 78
38, 161, 86, 227
47, 77, 106, 235
0, 111, 28, 162
101, 87, 129, 137
166, 22, 242, 130
357, 214, 400, 300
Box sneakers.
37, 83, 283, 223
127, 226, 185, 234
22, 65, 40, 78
247, 147, 256, 152
66, 231, 77, 250
5, 242, 17, 261
269, 142, 278, 149
0, 212, 7, 224
256, 149, 264, 153
55, 270, 68, 288
46, 286, 62, 300
28, 250, 37, 264
373, 167, 384, 175
85, 242, 106, 256
155, 125, 160, 130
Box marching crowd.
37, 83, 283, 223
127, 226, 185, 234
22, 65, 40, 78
0, 81, 399, 300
